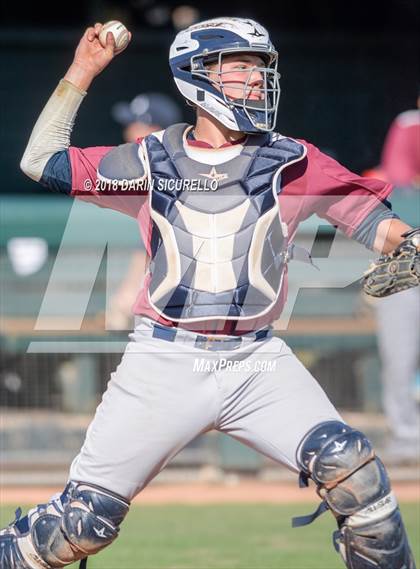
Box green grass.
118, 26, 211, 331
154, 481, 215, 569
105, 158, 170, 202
1, 503, 419, 569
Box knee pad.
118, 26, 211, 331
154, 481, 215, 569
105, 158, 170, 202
294, 421, 416, 569
0, 481, 129, 568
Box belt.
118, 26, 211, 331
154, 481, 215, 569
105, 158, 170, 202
147, 320, 271, 351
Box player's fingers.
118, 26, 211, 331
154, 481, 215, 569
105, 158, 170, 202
94, 22, 103, 34
105, 31, 116, 54
86, 27, 96, 42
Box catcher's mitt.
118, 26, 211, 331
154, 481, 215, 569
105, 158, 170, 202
363, 228, 420, 297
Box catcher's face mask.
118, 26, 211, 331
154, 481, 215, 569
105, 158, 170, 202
192, 50, 281, 131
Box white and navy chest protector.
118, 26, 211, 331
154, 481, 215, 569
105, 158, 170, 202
142, 123, 306, 323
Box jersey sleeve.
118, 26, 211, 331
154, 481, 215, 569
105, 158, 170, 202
283, 141, 394, 238
68, 143, 148, 218
40, 150, 73, 194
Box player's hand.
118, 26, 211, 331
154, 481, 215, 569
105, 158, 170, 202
74, 23, 131, 76
363, 228, 420, 297
64, 23, 131, 90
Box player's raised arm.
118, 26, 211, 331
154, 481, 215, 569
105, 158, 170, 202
20, 22, 131, 183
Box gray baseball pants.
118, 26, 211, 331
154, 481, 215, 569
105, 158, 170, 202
375, 287, 420, 449
69, 317, 342, 500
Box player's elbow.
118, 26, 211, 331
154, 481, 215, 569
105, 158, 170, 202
20, 150, 43, 182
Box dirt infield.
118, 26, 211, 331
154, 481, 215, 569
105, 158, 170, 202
1, 481, 419, 505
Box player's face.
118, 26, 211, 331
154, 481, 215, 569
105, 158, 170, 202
207, 54, 266, 102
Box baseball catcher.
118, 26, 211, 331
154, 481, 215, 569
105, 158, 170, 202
1, 18, 417, 569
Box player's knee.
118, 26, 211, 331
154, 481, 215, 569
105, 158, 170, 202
295, 421, 415, 568
296, 420, 391, 517
0, 481, 129, 568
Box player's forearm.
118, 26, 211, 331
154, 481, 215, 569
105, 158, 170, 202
64, 62, 96, 92
373, 218, 412, 253
20, 78, 87, 181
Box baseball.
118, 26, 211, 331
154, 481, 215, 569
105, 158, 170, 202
99, 21, 130, 52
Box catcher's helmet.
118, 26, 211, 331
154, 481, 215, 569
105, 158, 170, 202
169, 17, 280, 133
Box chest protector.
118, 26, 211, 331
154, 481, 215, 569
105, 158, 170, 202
143, 124, 306, 323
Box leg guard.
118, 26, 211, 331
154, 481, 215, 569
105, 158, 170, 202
0, 481, 129, 568
294, 421, 416, 569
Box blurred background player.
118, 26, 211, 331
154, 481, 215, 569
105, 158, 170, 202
111, 91, 182, 143
364, 95, 420, 464
107, 92, 182, 329
380, 95, 420, 190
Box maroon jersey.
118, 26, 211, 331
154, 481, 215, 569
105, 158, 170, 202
68, 134, 392, 334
